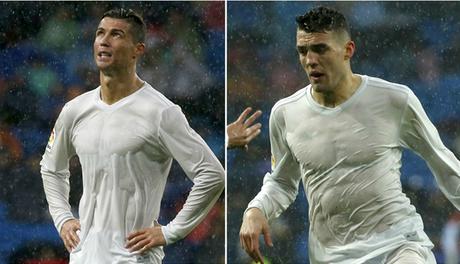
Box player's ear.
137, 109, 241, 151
344, 40, 355, 60
133, 43, 145, 59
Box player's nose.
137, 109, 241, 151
96, 33, 110, 47
305, 51, 319, 67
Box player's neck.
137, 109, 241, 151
99, 70, 144, 105
313, 73, 361, 108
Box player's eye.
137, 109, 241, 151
311, 45, 328, 54
297, 46, 308, 55
112, 31, 123, 38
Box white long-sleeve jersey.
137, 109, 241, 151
41, 82, 224, 263
247, 75, 460, 263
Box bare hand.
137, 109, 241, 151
60, 219, 81, 253
239, 208, 273, 263
126, 225, 166, 254
227, 107, 262, 149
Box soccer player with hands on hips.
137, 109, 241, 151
240, 6, 460, 264
41, 8, 224, 263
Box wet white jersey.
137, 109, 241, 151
41, 82, 224, 263
247, 75, 460, 263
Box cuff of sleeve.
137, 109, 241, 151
55, 213, 76, 234
245, 201, 269, 220
161, 225, 179, 245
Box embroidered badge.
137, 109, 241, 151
46, 128, 55, 152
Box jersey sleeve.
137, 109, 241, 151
157, 106, 225, 245
400, 90, 460, 209
246, 106, 302, 221
40, 104, 77, 233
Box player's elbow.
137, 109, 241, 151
40, 164, 70, 181
216, 167, 225, 188
202, 162, 225, 187
206, 167, 225, 194
192, 165, 225, 193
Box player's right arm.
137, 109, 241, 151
40, 104, 79, 252
240, 105, 302, 263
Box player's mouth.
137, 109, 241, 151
309, 71, 324, 82
97, 51, 113, 60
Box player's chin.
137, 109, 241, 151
311, 83, 328, 93
95, 61, 112, 71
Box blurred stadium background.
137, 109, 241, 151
0, 2, 224, 263
228, 2, 460, 264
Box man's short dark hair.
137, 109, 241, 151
296, 6, 350, 38
102, 8, 146, 44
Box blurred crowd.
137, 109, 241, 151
228, 2, 460, 263
0, 2, 224, 263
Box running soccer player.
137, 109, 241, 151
41, 8, 224, 263
239, 6, 460, 263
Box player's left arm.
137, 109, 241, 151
400, 90, 460, 208
156, 106, 225, 243
126, 105, 224, 252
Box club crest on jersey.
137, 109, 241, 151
46, 128, 55, 152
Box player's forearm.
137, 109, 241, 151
247, 142, 301, 221
425, 148, 460, 209
41, 167, 75, 232
411, 125, 460, 207
162, 165, 224, 244
400, 91, 460, 209
247, 172, 298, 221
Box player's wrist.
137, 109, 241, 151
244, 207, 265, 219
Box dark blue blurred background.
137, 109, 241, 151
228, 2, 460, 263
0, 2, 224, 263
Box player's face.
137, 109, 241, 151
94, 18, 140, 73
296, 30, 353, 93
